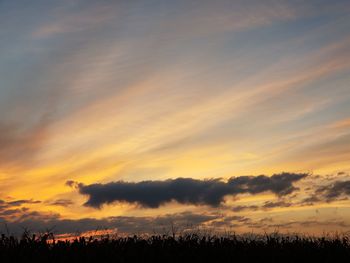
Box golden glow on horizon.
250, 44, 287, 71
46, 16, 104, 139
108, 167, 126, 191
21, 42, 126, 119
0, 0, 349, 235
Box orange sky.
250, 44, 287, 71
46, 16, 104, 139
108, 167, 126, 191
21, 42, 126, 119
0, 0, 350, 236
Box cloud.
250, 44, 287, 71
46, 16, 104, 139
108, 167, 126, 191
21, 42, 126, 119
300, 195, 320, 205
227, 173, 307, 196
49, 199, 74, 207
262, 200, 292, 209
0, 118, 50, 169
75, 172, 308, 208
0, 209, 23, 217
232, 200, 292, 212
7, 200, 41, 206
0, 211, 218, 236
316, 180, 350, 201
231, 173, 350, 211
232, 205, 259, 212
268, 219, 350, 229
0, 199, 41, 221
32, 2, 117, 38
0, 199, 41, 210
66, 180, 79, 188
209, 215, 251, 228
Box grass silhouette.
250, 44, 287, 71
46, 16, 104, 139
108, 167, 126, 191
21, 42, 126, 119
0, 230, 349, 262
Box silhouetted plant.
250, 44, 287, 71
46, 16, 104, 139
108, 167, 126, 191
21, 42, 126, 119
0, 231, 349, 262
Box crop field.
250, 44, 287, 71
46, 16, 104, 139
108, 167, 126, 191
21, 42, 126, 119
0, 232, 349, 263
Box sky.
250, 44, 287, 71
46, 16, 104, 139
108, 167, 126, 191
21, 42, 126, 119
0, 0, 350, 236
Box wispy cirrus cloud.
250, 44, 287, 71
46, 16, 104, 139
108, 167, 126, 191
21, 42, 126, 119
0, 122, 48, 168
32, 3, 117, 38
0, 0, 349, 233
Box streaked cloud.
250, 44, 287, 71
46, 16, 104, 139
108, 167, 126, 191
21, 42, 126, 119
48, 199, 74, 207
316, 180, 350, 201
0, 0, 349, 234
0, 211, 219, 236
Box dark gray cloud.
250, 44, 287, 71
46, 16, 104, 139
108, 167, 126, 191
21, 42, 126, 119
262, 200, 292, 209
316, 180, 350, 201
0, 211, 218, 236
7, 199, 41, 206
208, 215, 251, 228
0, 199, 41, 221
231, 200, 294, 212
268, 219, 350, 229
232, 205, 259, 212
49, 199, 74, 207
232, 198, 314, 212
0, 209, 22, 217
243, 217, 350, 230
74, 172, 308, 208
0, 199, 41, 210
228, 173, 306, 196
300, 195, 320, 204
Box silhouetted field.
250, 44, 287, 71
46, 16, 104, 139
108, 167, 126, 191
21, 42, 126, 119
1, 231, 350, 262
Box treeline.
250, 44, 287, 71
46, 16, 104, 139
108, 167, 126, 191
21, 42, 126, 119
0, 231, 349, 262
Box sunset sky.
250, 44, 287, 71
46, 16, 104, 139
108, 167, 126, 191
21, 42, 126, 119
1, 0, 350, 236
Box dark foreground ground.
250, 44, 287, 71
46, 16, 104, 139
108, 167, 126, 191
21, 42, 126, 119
1, 232, 350, 263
